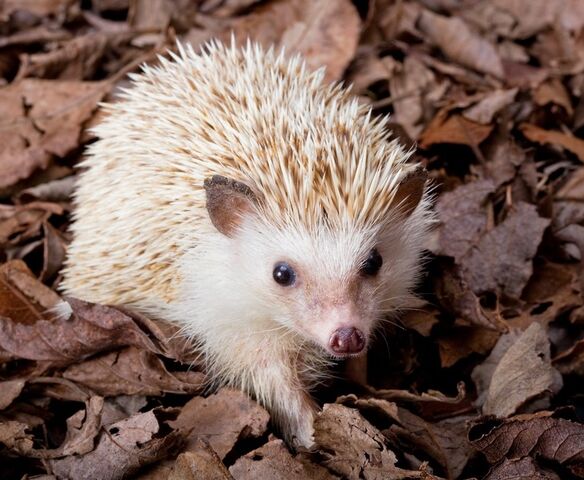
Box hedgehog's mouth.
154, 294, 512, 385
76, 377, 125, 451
325, 348, 368, 361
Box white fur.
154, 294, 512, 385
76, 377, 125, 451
60, 41, 434, 447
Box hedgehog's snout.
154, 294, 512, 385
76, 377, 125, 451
329, 327, 365, 355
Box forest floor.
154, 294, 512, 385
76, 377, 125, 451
1, 0, 583, 479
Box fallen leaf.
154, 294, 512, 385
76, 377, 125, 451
170, 443, 233, 480
0, 79, 106, 189
15, 175, 76, 203
0, 420, 35, 455
0, 378, 26, 410
129, 0, 174, 30
169, 388, 270, 460
472, 323, 563, 417
434, 262, 506, 331
50, 408, 182, 479
553, 338, 584, 376
16, 33, 127, 80
0, 25, 70, 49
215, 0, 362, 83
520, 124, 584, 163
420, 109, 493, 148
0, 0, 73, 17
229, 438, 335, 480
557, 167, 584, 200
39, 222, 67, 283
389, 56, 436, 139
365, 381, 467, 406
460, 202, 550, 299
463, 88, 518, 124
0, 202, 64, 249
534, 79, 573, 115
400, 307, 440, 337
346, 49, 396, 93
492, 0, 584, 37
469, 412, 584, 473
314, 404, 431, 480
63, 346, 205, 396
437, 325, 501, 367
418, 10, 504, 78
508, 261, 582, 329
484, 457, 561, 480
34, 396, 104, 458
338, 395, 475, 479
0, 280, 170, 368
0, 260, 61, 325
435, 179, 495, 260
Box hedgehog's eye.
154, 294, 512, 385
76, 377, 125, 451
360, 248, 383, 276
273, 262, 296, 286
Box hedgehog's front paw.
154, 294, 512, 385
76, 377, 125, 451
289, 408, 316, 450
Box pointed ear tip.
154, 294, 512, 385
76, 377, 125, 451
204, 175, 228, 190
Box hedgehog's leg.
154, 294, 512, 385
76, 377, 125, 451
251, 362, 318, 449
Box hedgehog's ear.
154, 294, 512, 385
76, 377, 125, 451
204, 175, 259, 237
393, 166, 427, 217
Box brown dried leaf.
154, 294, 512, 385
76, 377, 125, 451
508, 261, 582, 330
346, 50, 396, 94
472, 323, 563, 417
435, 262, 506, 331
364, 382, 467, 406
470, 412, 584, 471
0, 420, 35, 454
17, 33, 121, 80
0, 260, 61, 328
338, 395, 474, 479
220, 0, 361, 83
314, 404, 431, 480
0, 281, 166, 368
534, 79, 573, 115
169, 388, 270, 460
387, 411, 475, 479
50, 408, 182, 479
39, 222, 67, 283
0, 25, 71, 49
460, 202, 550, 299
557, 167, 584, 200
0, 379, 26, 410
418, 10, 504, 78
63, 346, 205, 396
553, 338, 584, 376
0, 0, 73, 17
520, 124, 584, 162
437, 325, 501, 367
492, 0, 584, 37
0, 79, 106, 189
15, 175, 76, 203
35, 396, 104, 458
484, 457, 561, 480
169, 443, 233, 480
229, 438, 335, 480
435, 179, 495, 259
400, 307, 440, 337
463, 88, 518, 124
420, 109, 493, 149
129, 0, 174, 30
389, 56, 436, 139
0, 202, 63, 249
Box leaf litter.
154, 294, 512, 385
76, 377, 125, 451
0, 0, 583, 479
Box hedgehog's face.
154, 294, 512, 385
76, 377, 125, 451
204, 173, 426, 358
259, 229, 387, 358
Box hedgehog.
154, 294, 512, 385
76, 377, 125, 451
60, 41, 433, 448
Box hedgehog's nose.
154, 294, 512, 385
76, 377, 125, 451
329, 327, 365, 355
